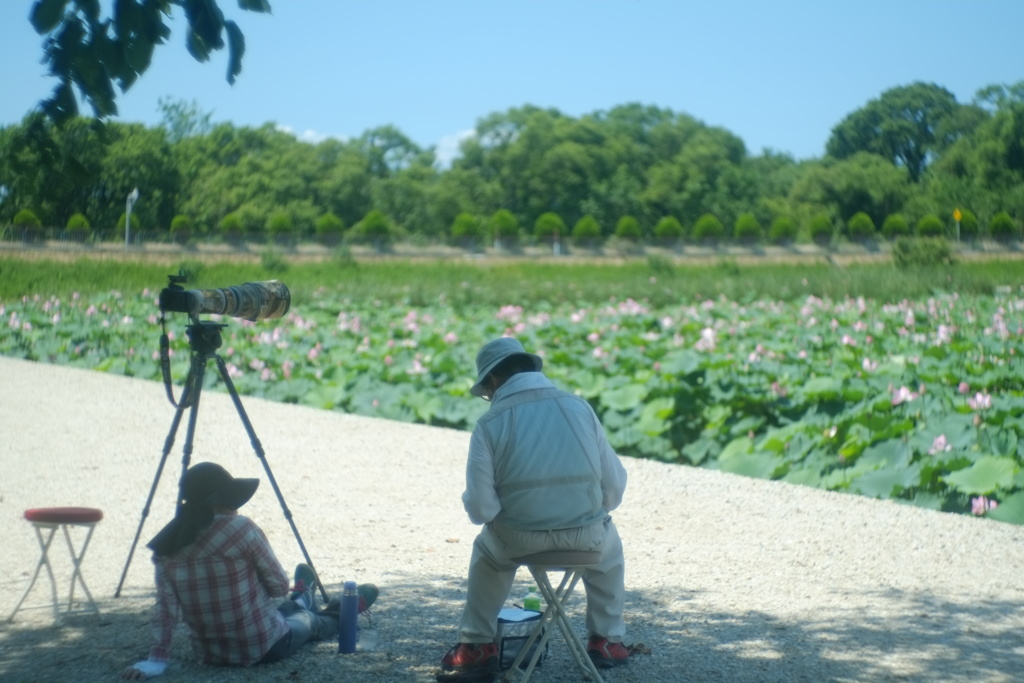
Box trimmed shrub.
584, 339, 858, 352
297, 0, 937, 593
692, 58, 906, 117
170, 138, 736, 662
733, 213, 762, 245
614, 215, 641, 242
315, 212, 345, 246
882, 214, 910, 240
847, 212, 876, 243
13, 209, 41, 228
266, 211, 294, 244
66, 213, 91, 232
957, 209, 979, 241
692, 213, 725, 245
117, 212, 141, 235
355, 209, 393, 249
489, 209, 520, 248
768, 216, 797, 245
219, 212, 245, 247
572, 215, 602, 247
809, 213, 833, 247
534, 212, 567, 242
653, 216, 683, 244
170, 215, 193, 233
990, 211, 1018, 243
916, 214, 944, 238
451, 212, 482, 248
893, 237, 954, 267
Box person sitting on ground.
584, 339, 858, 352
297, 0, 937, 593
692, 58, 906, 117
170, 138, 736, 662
438, 337, 630, 679
121, 461, 377, 680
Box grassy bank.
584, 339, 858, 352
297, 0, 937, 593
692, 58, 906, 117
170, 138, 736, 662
0, 252, 1020, 307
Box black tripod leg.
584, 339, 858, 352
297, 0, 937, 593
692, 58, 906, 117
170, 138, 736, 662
115, 357, 204, 597
213, 354, 328, 603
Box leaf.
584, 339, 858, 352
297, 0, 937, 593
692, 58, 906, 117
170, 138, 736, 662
225, 20, 245, 84
943, 456, 1018, 495
30, 0, 70, 34
660, 349, 701, 376
718, 453, 784, 479
238, 0, 273, 11
600, 383, 647, 411
986, 491, 1024, 525
637, 397, 674, 436
801, 376, 841, 399
719, 436, 753, 460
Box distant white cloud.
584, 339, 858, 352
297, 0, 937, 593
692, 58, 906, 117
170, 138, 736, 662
434, 129, 475, 168
275, 124, 346, 145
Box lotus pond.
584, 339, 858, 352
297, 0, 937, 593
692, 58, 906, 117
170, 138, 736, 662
2, 277, 1023, 525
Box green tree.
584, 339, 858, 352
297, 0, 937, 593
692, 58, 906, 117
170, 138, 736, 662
916, 214, 945, 238
614, 215, 641, 242
826, 82, 963, 182
882, 214, 910, 240
768, 216, 797, 245
957, 209, 979, 241
354, 209, 393, 250
13, 208, 42, 227
66, 212, 90, 232
808, 213, 834, 246
170, 214, 194, 245
847, 212, 876, 243
571, 215, 602, 248
451, 212, 482, 248
29, 0, 271, 121
990, 211, 1018, 243
315, 212, 345, 246
534, 212, 566, 242
653, 216, 684, 245
733, 213, 762, 245
692, 213, 724, 245
266, 211, 294, 245
489, 209, 520, 250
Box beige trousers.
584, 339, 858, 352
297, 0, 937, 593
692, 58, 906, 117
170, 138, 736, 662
458, 517, 626, 644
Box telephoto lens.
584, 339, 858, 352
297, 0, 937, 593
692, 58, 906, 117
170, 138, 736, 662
193, 281, 291, 321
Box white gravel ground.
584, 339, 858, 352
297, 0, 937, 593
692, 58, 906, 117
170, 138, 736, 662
1, 356, 1023, 683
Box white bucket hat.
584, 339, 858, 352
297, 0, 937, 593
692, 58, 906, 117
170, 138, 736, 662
470, 337, 543, 398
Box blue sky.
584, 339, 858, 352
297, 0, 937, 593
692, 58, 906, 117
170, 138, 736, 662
1, 1, 1022, 164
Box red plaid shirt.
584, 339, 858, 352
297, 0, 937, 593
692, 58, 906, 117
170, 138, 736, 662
148, 514, 290, 666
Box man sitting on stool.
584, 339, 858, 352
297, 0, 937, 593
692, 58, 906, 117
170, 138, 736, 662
122, 462, 377, 679
439, 338, 630, 678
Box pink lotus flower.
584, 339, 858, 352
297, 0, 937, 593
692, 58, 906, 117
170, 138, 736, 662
958, 382, 970, 394
968, 392, 992, 410
929, 434, 952, 454
971, 496, 998, 516
891, 386, 919, 406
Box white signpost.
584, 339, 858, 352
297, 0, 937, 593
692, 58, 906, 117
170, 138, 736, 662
125, 187, 139, 251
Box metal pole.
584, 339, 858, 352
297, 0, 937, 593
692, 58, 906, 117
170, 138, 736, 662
126, 188, 139, 252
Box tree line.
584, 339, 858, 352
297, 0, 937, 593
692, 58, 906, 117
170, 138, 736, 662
2, 82, 1022, 249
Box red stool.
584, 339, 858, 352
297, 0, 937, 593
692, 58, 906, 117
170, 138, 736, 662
7, 507, 103, 623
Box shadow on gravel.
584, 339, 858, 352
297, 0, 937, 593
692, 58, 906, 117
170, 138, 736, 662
1, 578, 1022, 682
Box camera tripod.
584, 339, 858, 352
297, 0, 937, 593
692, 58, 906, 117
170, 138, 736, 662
115, 318, 326, 602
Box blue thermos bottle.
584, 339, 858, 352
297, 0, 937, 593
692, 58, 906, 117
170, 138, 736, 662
338, 581, 358, 653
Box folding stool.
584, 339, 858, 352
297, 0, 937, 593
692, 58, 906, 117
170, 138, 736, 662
505, 550, 606, 683
7, 507, 103, 623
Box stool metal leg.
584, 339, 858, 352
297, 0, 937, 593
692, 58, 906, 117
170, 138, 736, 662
504, 566, 606, 683
62, 522, 100, 616
7, 523, 60, 623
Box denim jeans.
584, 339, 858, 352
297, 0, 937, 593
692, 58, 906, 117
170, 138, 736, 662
259, 600, 338, 664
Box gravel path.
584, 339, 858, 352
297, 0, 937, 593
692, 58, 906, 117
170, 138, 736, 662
1, 356, 1023, 683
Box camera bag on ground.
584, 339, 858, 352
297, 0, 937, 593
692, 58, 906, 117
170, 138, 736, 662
496, 607, 548, 670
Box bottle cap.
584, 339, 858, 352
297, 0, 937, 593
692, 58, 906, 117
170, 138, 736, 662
343, 580, 357, 594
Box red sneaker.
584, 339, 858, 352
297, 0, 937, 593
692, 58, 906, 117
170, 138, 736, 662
440, 642, 499, 673
587, 636, 630, 668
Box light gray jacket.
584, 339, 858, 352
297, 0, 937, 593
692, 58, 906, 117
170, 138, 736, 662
462, 372, 627, 530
